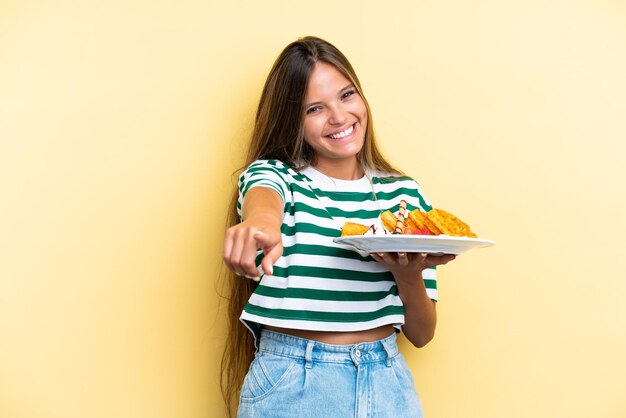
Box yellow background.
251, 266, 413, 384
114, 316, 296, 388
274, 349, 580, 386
2, 1, 625, 417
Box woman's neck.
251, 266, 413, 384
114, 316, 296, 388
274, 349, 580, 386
312, 159, 364, 180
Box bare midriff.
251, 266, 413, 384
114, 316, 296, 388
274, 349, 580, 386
263, 324, 396, 345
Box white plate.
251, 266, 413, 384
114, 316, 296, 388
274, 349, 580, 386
333, 235, 495, 255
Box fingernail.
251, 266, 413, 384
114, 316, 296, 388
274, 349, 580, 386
398, 252, 406, 257
252, 276, 260, 282
267, 265, 273, 276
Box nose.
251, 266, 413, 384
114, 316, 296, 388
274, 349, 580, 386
328, 105, 347, 125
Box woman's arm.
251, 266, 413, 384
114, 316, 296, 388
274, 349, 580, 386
223, 187, 284, 280
371, 252, 455, 347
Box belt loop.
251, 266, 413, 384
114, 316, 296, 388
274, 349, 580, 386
381, 337, 396, 367
305, 341, 314, 369
253, 329, 261, 354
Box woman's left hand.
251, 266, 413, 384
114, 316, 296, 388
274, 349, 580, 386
370, 252, 456, 277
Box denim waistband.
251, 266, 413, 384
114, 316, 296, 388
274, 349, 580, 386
258, 329, 399, 367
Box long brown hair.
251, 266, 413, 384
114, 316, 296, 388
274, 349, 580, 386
219, 36, 400, 416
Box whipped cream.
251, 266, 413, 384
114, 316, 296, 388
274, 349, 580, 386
364, 216, 390, 236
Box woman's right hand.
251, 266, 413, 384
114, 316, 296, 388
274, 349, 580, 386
223, 220, 283, 281
222, 187, 284, 281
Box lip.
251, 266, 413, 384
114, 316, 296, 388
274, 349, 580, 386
325, 123, 356, 141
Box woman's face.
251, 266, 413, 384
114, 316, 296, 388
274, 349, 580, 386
302, 61, 368, 178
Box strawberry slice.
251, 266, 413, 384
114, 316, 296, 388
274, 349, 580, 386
403, 226, 433, 235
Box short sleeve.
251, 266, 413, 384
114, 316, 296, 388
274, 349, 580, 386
422, 268, 438, 301
407, 179, 433, 213
237, 160, 289, 220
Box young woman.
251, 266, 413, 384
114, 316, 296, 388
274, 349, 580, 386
221, 36, 455, 418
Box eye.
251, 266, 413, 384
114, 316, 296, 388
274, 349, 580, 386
342, 90, 356, 99
306, 106, 321, 114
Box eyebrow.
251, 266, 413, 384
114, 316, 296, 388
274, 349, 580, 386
304, 83, 355, 109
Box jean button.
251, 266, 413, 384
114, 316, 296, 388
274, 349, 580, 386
355, 349, 361, 357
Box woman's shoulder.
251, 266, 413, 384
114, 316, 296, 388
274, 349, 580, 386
242, 159, 301, 177
246, 159, 291, 171
241, 159, 309, 186
369, 169, 432, 209
369, 169, 418, 185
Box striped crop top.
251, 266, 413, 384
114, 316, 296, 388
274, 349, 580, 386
237, 159, 437, 337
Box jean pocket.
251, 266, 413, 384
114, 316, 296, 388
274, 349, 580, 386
240, 353, 299, 402
391, 353, 416, 386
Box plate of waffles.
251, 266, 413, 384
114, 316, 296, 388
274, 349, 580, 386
333, 234, 495, 255
336, 203, 494, 255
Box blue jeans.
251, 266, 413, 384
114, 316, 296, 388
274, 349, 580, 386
237, 329, 424, 418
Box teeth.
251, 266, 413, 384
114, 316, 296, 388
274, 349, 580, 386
329, 125, 354, 139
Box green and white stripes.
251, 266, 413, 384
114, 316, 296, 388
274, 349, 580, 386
237, 160, 437, 335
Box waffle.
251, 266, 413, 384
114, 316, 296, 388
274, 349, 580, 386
426, 208, 477, 238
407, 210, 441, 234
341, 222, 371, 236
380, 210, 397, 233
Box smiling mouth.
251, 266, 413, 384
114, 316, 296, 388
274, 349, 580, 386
327, 124, 355, 139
